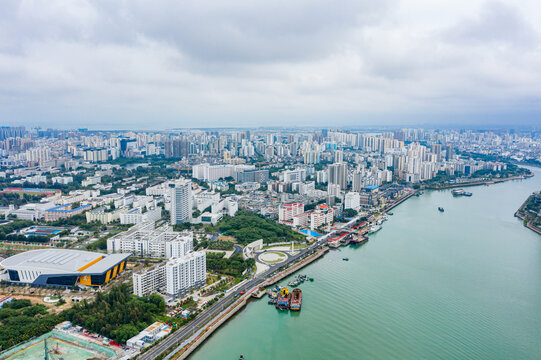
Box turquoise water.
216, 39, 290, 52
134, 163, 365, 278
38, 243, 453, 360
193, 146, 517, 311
191, 169, 541, 360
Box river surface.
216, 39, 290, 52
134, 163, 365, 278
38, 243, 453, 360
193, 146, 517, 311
190, 168, 541, 360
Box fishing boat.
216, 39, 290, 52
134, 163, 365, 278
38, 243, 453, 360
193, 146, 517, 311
289, 289, 302, 311
288, 280, 300, 287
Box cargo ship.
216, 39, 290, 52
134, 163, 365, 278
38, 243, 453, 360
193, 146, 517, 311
350, 235, 368, 246
276, 287, 290, 310
452, 189, 472, 197
289, 289, 302, 311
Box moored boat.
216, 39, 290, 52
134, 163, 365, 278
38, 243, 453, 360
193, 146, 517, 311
276, 287, 290, 309
452, 188, 464, 196
350, 236, 368, 246
289, 288, 302, 311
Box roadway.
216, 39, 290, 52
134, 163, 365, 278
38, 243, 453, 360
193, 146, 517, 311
139, 217, 360, 360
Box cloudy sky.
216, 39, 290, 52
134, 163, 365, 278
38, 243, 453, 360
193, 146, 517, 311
1, 0, 540, 129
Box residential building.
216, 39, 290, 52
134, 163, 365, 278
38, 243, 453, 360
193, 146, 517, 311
133, 264, 166, 297
170, 179, 192, 225
279, 202, 304, 223
165, 251, 206, 298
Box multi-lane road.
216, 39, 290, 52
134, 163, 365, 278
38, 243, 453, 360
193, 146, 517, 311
139, 217, 360, 360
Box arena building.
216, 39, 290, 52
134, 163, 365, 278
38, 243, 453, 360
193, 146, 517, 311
0, 249, 130, 287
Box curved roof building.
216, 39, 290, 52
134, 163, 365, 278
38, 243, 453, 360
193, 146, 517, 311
0, 249, 130, 287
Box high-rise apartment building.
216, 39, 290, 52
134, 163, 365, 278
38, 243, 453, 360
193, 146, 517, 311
328, 163, 347, 190
170, 179, 192, 225
165, 251, 206, 298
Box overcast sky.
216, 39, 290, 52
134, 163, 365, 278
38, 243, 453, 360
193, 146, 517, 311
1, 0, 540, 129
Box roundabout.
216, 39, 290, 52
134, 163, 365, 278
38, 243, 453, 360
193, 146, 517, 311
258, 251, 287, 264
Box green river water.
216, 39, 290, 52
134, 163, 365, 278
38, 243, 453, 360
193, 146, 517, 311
190, 168, 541, 360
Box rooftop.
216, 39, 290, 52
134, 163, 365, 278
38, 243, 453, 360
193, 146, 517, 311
0, 249, 130, 274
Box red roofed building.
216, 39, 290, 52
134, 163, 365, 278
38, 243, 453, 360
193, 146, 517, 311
310, 204, 334, 230
279, 202, 304, 223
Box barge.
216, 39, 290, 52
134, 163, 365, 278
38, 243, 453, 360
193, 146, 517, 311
289, 289, 302, 311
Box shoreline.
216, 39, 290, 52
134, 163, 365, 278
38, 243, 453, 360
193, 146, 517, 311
514, 194, 541, 236
156, 174, 535, 359
423, 173, 533, 190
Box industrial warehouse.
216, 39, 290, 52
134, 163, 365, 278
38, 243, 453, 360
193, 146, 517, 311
0, 249, 130, 287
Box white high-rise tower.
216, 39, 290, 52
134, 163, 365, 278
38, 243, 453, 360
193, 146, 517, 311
170, 179, 192, 225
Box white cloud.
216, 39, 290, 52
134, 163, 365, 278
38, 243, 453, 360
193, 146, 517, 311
0, 0, 540, 128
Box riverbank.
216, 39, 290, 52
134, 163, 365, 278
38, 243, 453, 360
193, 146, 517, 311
160, 174, 535, 359
424, 173, 533, 190
514, 193, 541, 236
189, 167, 541, 360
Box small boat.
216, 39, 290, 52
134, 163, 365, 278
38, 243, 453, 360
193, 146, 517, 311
387, 212, 394, 215
240, 355, 244, 360
342, 257, 349, 261
438, 207, 444, 212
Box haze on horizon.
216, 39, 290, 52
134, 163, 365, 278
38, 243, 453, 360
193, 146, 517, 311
1, 0, 540, 130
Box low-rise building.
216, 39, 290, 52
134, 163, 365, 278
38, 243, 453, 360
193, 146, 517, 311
44, 203, 91, 221
120, 206, 162, 225
85, 206, 128, 224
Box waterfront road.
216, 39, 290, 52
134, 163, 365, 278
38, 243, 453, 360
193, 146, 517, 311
138, 217, 359, 360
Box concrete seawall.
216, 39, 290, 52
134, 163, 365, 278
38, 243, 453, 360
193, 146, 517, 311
173, 296, 250, 360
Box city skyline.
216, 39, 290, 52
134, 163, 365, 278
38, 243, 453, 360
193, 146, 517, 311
1, 0, 541, 129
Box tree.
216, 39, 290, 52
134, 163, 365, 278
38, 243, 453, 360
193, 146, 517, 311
343, 208, 358, 217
